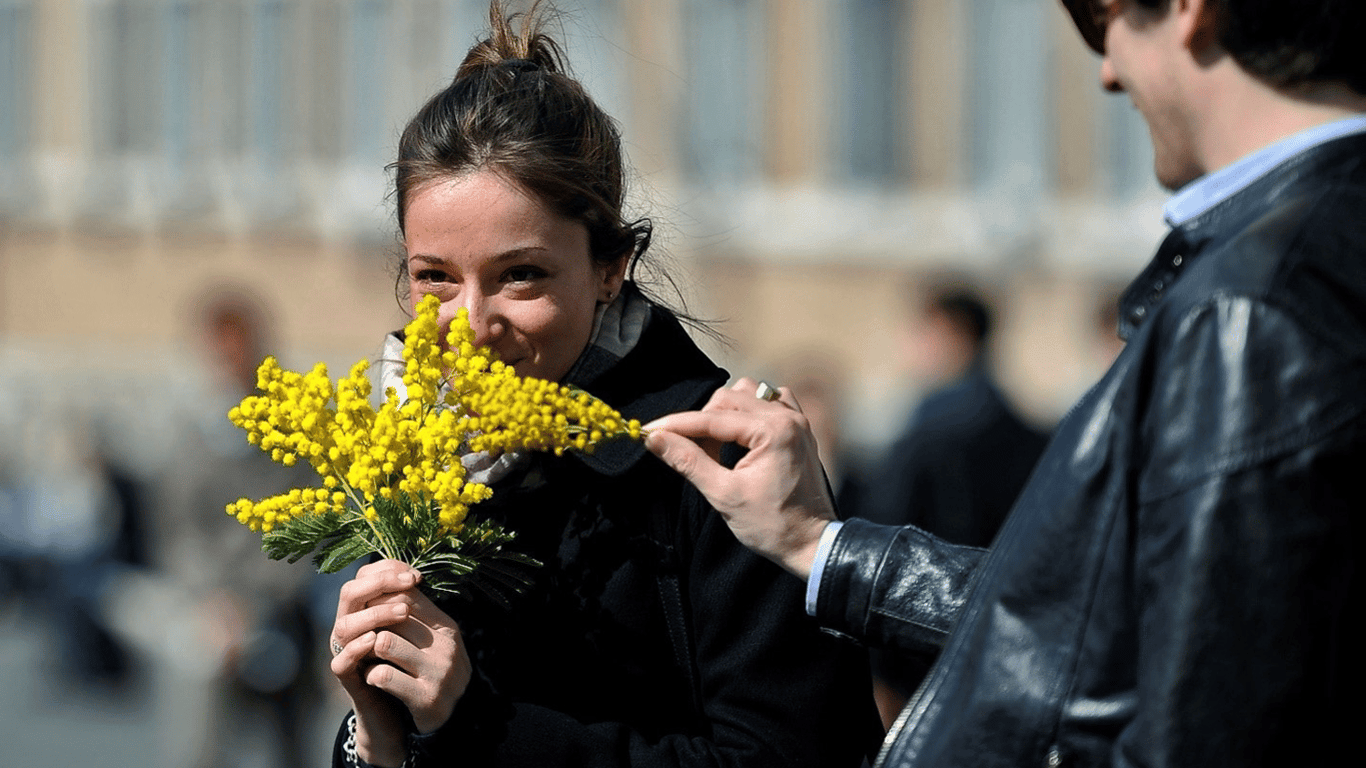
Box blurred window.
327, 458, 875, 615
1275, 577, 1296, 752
680, 0, 763, 185
248, 0, 294, 164
205, 0, 249, 158
161, 1, 199, 169
835, 0, 905, 185
96, 0, 160, 156
0, 0, 34, 215
563, 0, 629, 131
303, 0, 344, 162
967, 0, 1053, 194
109, 0, 162, 155
78, 0, 166, 222
345, 0, 391, 165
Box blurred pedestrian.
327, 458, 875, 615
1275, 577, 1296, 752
857, 286, 1047, 724
861, 286, 1047, 547
0, 412, 149, 698
145, 288, 326, 768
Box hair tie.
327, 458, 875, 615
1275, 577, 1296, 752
502, 58, 540, 75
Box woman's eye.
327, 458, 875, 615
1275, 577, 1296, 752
414, 269, 449, 284
504, 266, 546, 283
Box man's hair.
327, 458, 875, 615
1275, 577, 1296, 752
930, 290, 994, 348
1061, 0, 1366, 93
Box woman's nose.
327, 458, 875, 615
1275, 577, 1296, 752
453, 293, 503, 349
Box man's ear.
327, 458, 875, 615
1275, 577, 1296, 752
1178, 0, 1222, 57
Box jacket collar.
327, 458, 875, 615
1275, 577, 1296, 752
1117, 131, 1366, 340
1163, 114, 1366, 228
566, 296, 729, 478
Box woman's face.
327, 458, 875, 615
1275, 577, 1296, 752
403, 169, 627, 382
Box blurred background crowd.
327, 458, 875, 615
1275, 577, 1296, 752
2, 0, 1162, 764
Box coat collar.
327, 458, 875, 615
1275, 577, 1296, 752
565, 299, 729, 478
1118, 132, 1366, 341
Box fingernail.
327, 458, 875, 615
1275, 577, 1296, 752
399, 571, 416, 586
392, 604, 407, 617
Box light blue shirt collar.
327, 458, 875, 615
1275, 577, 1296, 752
1163, 114, 1366, 228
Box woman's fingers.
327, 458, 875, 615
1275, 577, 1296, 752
709, 377, 803, 413
333, 600, 413, 648
336, 561, 421, 613
331, 559, 423, 649
647, 408, 774, 450
329, 561, 467, 761
330, 630, 408, 766
362, 618, 471, 735
330, 563, 471, 737
330, 630, 379, 686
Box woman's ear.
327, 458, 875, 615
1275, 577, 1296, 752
598, 254, 630, 303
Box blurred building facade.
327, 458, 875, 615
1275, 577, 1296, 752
1, 0, 1168, 456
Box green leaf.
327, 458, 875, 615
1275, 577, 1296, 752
262, 510, 346, 563
415, 553, 479, 577
315, 534, 379, 574
401, 522, 540, 607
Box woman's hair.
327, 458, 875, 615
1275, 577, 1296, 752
390, 0, 704, 331
1062, 0, 1366, 94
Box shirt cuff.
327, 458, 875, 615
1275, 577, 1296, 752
804, 520, 844, 616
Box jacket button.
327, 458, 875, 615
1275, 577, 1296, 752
1172, 253, 1183, 266
1045, 745, 1063, 768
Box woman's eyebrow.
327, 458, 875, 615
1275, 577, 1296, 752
407, 247, 550, 265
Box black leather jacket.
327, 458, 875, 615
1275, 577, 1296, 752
818, 133, 1366, 767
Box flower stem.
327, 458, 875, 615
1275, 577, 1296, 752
341, 479, 398, 561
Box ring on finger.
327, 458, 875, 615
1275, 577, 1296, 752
755, 381, 781, 402
331, 638, 344, 656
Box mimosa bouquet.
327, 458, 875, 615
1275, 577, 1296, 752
225, 294, 643, 604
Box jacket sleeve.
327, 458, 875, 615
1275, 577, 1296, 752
1114, 294, 1364, 766
369, 490, 882, 768
814, 517, 985, 656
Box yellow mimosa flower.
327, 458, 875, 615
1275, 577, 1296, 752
225, 292, 643, 601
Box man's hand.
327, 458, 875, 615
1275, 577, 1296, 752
644, 378, 837, 580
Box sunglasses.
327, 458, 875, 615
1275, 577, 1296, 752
1062, 0, 1120, 54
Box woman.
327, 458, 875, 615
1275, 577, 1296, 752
327, 3, 880, 766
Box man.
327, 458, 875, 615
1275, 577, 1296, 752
861, 288, 1047, 549
859, 288, 1048, 722
152, 291, 324, 768
644, 1, 1364, 765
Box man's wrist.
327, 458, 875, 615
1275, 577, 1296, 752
803, 520, 843, 616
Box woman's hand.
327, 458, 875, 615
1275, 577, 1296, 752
330, 559, 473, 766
643, 378, 837, 580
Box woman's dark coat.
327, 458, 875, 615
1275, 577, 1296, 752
337, 301, 881, 767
